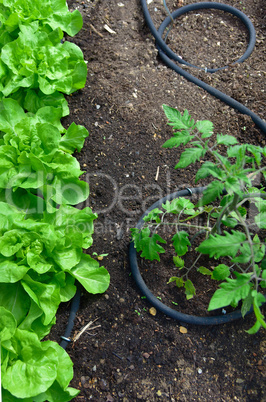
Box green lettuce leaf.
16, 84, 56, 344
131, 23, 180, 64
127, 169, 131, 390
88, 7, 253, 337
68, 254, 110, 294
21, 274, 61, 325
0, 306, 16, 341
0, 282, 30, 325
0, 260, 29, 282
60, 122, 89, 154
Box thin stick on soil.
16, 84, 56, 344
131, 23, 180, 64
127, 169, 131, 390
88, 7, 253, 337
72, 318, 101, 342
89, 23, 103, 38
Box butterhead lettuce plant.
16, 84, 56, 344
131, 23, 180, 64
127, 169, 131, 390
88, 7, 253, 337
131, 106, 266, 333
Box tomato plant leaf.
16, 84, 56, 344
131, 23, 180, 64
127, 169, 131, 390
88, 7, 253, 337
255, 212, 266, 229
162, 197, 195, 214
197, 180, 225, 206
172, 231, 191, 256
173, 255, 184, 268
175, 145, 205, 169
197, 231, 246, 258
162, 133, 194, 148
197, 266, 212, 276
216, 134, 238, 146
196, 119, 213, 138
195, 161, 225, 182
211, 264, 230, 280
162, 105, 195, 130
139, 233, 166, 261
208, 272, 252, 310
168, 276, 185, 287
143, 208, 163, 223
185, 279, 196, 300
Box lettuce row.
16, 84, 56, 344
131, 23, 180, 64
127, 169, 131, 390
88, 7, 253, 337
0, 1, 110, 400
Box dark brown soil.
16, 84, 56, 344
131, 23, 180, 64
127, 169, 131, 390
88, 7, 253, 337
50, 0, 266, 400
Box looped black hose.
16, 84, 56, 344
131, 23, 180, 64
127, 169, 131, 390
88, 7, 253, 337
129, 187, 257, 325
140, 1, 266, 133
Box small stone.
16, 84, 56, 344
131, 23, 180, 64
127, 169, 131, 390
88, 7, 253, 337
185, 367, 194, 375
80, 376, 89, 385
236, 378, 244, 384
149, 307, 157, 316
99, 378, 108, 390
198, 368, 203, 374
180, 326, 188, 334
143, 352, 150, 359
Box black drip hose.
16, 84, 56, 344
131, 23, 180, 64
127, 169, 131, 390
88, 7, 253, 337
129, 187, 257, 325
140, 1, 266, 133
60, 285, 81, 350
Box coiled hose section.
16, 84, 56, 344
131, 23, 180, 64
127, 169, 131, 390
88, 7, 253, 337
140, 1, 266, 133
129, 187, 256, 325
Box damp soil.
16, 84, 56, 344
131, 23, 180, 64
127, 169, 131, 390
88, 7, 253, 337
49, 0, 266, 400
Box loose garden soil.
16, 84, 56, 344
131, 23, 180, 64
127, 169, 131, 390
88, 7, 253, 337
49, 0, 266, 400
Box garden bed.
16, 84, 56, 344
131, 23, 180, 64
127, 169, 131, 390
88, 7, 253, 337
49, 0, 266, 400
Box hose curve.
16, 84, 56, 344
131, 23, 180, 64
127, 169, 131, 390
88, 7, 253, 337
129, 188, 256, 325
140, 1, 266, 133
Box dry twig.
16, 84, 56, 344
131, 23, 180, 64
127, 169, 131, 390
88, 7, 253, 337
72, 318, 101, 342
89, 23, 103, 38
